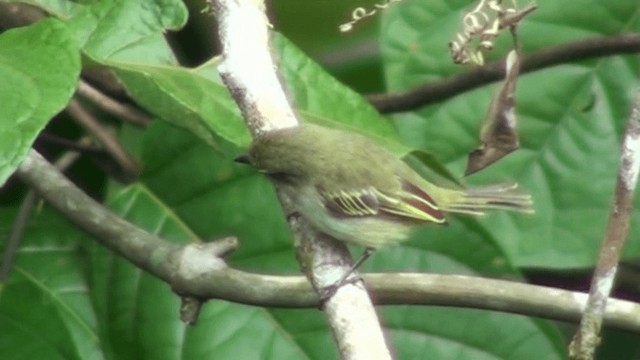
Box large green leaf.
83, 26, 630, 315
0, 18, 80, 186
274, 34, 406, 154
111, 61, 250, 154
78, 0, 186, 63
74, 0, 185, 64
0, 209, 102, 359
9, 0, 188, 64
381, 0, 640, 268
385, 307, 563, 360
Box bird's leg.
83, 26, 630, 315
319, 247, 374, 307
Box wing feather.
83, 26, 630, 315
321, 188, 379, 217
319, 180, 446, 224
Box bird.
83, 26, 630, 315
236, 123, 532, 293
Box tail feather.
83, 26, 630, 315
440, 183, 533, 215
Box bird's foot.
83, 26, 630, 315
318, 275, 363, 309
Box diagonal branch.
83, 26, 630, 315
76, 80, 152, 128
67, 98, 141, 180
369, 35, 640, 113
1, 146, 84, 281
569, 86, 640, 359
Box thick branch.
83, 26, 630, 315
369, 35, 640, 113
17, 150, 178, 280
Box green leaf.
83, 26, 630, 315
0, 208, 102, 359
275, 33, 408, 156
385, 307, 564, 360
74, 0, 187, 64
68, 0, 187, 64
110, 61, 250, 154
11, 0, 188, 64
381, 0, 640, 268
0, 18, 80, 186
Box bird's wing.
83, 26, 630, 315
320, 187, 380, 217
319, 180, 446, 224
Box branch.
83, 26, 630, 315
37, 133, 104, 154
15, 150, 640, 335
211, 0, 390, 358
66, 98, 141, 180
77, 80, 152, 127
369, 35, 640, 113
0, 3, 45, 29
569, 86, 640, 359
0, 190, 36, 282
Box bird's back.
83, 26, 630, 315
289, 124, 403, 192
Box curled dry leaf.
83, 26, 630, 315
466, 50, 520, 176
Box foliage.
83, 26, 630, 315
0, 0, 639, 359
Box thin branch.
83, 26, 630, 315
369, 34, 640, 113
77, 80, 152, 127
0, 190, 37, 282
211, 0, 390, 358
0, 3, 45, 29
38, 133, 103, 154
12, 149, 640, 334
569, 86, 640, 359
66, 98, 141, 180
371, 273, 640, 333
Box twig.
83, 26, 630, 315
569, 86, 640, 359
0, 3, 45, 29
38, 133, 103, 154
66, 98, 140, 180
77, 80, 152, 127
0, 190, 37, 282
14, 150, 640, 334
369, 35, 640, 113
214, 0, 390, 358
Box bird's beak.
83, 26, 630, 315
234, 153, 252, 165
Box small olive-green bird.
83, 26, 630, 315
237, 123, 531, 249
